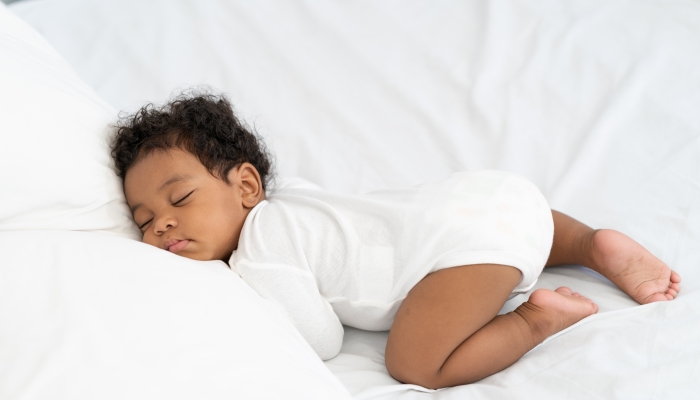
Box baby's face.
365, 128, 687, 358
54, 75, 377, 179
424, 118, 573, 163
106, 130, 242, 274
123, 148, 263, 262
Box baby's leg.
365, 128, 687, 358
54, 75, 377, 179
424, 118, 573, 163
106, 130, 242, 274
385, 264, 597, 389
546, 211, 681, 304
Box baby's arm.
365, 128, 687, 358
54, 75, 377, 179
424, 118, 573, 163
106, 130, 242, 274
235, 260, 344, 360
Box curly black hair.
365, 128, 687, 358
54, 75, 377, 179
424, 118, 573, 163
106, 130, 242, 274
111, 90, 273, 190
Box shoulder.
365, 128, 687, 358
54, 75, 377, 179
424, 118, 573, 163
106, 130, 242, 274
232, 199, 302, 266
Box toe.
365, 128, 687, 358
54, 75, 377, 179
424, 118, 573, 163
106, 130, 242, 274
669, 282, 681, 293
586, 300, 599, 313
645, 293, 669, 303
666, 288, 678, 298
670, 270, 682, 283
555, 287, 573, 295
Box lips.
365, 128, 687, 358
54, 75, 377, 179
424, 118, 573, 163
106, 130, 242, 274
165, 238, 190, 253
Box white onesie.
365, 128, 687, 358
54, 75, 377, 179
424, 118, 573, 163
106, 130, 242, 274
229, 170, 554, 360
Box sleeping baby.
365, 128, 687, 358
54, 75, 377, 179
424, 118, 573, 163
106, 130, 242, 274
112, 91, 681, 389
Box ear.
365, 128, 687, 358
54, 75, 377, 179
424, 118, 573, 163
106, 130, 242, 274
230, 163, 265, 208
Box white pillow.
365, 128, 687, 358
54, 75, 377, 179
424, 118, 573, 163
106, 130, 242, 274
0, 4, 137, 239
0, 230, 352, 399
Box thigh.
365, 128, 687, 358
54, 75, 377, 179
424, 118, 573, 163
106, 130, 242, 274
385, 264, 521, 384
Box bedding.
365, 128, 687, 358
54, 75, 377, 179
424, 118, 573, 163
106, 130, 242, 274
7, 0, 700, 398
0, 230, 352, 399
0, 5, 136, 238
0, 4, 352, 399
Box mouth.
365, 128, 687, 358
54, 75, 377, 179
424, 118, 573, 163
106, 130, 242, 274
165, 239, 190, 253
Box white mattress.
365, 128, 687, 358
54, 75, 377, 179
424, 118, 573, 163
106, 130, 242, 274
10, 0, 700, 398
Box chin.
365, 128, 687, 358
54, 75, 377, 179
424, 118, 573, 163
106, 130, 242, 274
180, 251, 210, 261
168, 246, 226, 262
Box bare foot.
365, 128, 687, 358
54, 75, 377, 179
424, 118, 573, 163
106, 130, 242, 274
586, 229, 681, 304
520, 287, 598, 334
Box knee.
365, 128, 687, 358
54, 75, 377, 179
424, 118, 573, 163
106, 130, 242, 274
387, 358, 487, 389
386, 345, 487, 389
386, 363, 441, 389
385, 348, 444, 390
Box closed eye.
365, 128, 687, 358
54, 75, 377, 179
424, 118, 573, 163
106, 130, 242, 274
137, 190, 193, 230
174, 190, 194, 206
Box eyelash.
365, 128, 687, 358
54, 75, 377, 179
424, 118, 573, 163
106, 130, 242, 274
138, 190, 194, 230
173, 190, 194, 206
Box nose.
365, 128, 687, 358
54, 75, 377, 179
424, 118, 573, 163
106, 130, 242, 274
153, 214, 177, 235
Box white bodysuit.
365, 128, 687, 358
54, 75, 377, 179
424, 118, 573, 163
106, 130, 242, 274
229, 170, 554, 360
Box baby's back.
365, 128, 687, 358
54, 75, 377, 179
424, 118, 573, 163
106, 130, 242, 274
231, 170, 553, 332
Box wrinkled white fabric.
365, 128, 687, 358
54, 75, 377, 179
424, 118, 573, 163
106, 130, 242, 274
0, 230, 352, 400
231, 171, 553, 359
0, 3, 137, 239
10, 0, 700, 398
0, 4, 351, 399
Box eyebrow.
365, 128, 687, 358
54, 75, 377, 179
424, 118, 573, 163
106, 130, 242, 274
130, 174, 192, 213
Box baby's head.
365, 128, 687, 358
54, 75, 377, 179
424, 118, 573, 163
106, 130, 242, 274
111, 91, 273, 262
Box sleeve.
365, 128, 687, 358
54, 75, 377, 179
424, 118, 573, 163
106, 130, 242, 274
233, 260, 344, 360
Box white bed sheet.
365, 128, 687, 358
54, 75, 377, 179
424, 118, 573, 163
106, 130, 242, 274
0, 230, 352, 399
11, 0, 700, 398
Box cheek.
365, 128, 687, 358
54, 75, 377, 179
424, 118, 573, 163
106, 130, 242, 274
191, 202, 237, 238
142, 232, 160, 248
180, 204, 223, 237
198, 206, 229, 232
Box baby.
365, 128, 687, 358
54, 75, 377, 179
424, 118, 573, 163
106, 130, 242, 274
112, 92, 681, 389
